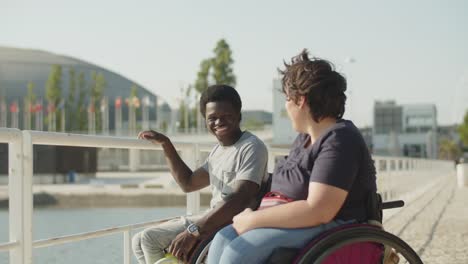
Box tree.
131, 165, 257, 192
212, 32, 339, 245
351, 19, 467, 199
191, 39, 237, 132
194, 59, 212, 94
46, 65, 62, 104
439, 139, 462, 161
24, 81, 36, 129
77, 72, 87, 131
45, 65, 63, 130
26, 81, 36, 105
211, 39, 236, 86
177, 85, 191, 131
194, 39, 237, 93
89, 71, 107, 131
66, 68, 76, 131
459, 110, 468, 147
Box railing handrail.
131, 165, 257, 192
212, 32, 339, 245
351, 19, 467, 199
26, 130, 214, 150
32, 216, 179, 249
0, 241, 20, 252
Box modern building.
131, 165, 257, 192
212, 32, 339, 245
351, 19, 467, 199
241, 110, 272, 130
372, 101, 438, 158
0, 46, 170, 132
272, 79, 297, 146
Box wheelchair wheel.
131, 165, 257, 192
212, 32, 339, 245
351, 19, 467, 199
188, 237, 213, 264
296, 226, 423, 264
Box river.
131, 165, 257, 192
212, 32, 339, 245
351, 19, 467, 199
0, 207, 186, 264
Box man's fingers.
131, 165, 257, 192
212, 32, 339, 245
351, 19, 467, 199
173, 247, 182, 259
167, 241, 174, 255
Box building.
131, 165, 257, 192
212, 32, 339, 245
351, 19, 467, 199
241, 110, 272, 130
372, 101, 438, 158
0, 46, 170, 132
272, 79, 297, 146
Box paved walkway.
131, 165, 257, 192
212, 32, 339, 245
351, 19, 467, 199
383, 174, 468, 264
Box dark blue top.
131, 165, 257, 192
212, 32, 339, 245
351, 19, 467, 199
271, 119, 377, 221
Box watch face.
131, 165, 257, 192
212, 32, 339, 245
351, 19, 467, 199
188, 224, 198, 233
188, 224, 200, 237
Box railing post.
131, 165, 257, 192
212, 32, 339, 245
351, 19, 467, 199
8, 130, 24, 264
22, 131, 34, 264
129, 149, 140, 172
123, 231, 131, 264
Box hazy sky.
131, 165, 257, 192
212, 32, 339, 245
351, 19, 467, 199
1, 0, 467, 127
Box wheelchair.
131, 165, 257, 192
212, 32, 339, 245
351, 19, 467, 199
187, 195, 423, 264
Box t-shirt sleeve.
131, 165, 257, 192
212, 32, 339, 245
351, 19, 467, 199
235, 141, 268, 186
201, 158, 209, 172
201, 146, 216, 172
309, 130, 360, 191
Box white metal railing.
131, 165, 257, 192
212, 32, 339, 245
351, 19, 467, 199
0, 129, 455, 264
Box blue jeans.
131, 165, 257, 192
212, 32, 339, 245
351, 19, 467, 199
207, 220, 351, 264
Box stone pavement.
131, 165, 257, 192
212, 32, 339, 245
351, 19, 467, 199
383, 174, 468, 264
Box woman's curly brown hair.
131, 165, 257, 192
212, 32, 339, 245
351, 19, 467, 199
279, 49, 347, 122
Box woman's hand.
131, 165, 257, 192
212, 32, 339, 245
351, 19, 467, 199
137, 130, 169, 145
232, 208, 256, 235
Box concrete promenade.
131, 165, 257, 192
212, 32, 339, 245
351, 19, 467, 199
383, 174, 468, 264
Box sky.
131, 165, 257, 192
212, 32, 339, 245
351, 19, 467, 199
1, 0, 467, 128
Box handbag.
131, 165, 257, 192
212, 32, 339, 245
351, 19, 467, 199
258, 191, 294, 210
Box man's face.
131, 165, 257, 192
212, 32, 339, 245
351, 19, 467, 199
205, 101, 241, 143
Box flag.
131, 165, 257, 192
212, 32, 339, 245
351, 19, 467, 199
34, 102, 43, 113
115, 97, 122, 109
10, 102, 18, 113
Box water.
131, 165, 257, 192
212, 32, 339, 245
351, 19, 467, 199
0, 207, 186, 264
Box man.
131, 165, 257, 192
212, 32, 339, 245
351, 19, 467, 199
132, 84, 268, 264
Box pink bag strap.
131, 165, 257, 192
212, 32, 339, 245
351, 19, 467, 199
263, 191, 294, 202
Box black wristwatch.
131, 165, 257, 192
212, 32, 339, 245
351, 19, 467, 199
187, 223, 200, 237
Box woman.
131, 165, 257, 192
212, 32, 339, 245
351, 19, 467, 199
207, 49, 377, 264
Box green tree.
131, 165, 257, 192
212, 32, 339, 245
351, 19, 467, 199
26, 81, 36, 105
178, 85, 191, 131
178, 102, 188, 131
194, 59, 212, 94
89, 71, 107, 131
66, 68, 76, 131
130, 84, 138, 98
211, 39, 236, 86
191, 39, 236, 131
459, 110, 468, 146
439, 139, 462, 161
45, 65, 63, 129
25, 81, 36, 129
194, 39, 236, 93
46, 65, 62, 104
77, 72, 87, 131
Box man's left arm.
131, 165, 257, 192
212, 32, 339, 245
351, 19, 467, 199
168, 180, 259, 261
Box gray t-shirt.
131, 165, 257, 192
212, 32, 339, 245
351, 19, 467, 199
202, 131, 268, 208
271, 119, 377, 221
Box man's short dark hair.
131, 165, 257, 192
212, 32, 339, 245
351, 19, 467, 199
279, 49, 347, 122
199, 84, 242, 118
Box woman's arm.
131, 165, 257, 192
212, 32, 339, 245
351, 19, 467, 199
233, 182, 348, 234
